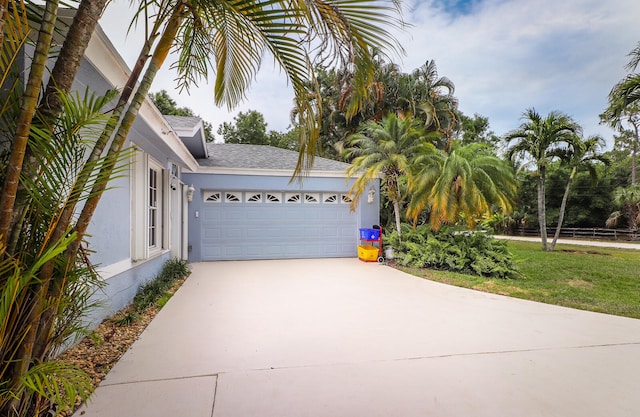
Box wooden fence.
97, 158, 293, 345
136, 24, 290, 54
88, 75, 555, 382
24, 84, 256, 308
510, 227, 639, 241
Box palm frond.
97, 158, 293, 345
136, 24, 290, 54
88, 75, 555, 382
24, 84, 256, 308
19, 360, 93, 414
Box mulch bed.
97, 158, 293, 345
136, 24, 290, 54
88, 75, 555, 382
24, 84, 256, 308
57, 277, 186, 414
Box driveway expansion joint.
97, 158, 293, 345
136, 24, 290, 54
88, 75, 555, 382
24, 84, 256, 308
100, 373, 219, 387
225, 342, 640, 374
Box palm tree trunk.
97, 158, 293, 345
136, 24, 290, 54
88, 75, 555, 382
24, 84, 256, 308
550, 167, 576, 251
632, 123, 638, 185
31, 4, 185, 362
39, 0, 110, 120
2, 4, 59, 404
537, 167, 548, 251
393, 199, 402, 239
0, 0, 58, 249
7, 0, 110, 252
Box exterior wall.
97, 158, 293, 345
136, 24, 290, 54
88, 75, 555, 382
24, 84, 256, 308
182, 172, 380, 262
69, 54, 192, 328
83, 252, 173, 329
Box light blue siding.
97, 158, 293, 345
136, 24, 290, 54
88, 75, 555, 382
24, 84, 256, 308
183, 173, 380, 261
201, 194, 357, 260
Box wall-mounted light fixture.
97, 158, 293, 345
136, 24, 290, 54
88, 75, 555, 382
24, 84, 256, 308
186, 184, 195, 202
367, 187, 375, 204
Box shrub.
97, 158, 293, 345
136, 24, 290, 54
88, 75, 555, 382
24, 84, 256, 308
133, 258, 190, 312
384, 225, 517, 279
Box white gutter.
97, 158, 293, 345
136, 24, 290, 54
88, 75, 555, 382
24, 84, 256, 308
84, 26, 199, 172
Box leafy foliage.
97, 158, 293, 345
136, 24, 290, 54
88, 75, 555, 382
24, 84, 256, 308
133, 258, 190, 313
385, 225, 518, 279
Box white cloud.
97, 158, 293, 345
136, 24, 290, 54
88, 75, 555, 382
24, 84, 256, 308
100, 0, 640, 146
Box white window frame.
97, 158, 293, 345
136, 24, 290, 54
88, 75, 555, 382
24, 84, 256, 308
148, 162, 163, 254
203, 191, 222, 203
131, 151, 167, 261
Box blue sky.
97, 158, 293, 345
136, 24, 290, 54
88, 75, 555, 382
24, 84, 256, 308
101, 0, 640, 147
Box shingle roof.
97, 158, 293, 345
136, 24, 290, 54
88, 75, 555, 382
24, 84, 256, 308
164, 115, 202, 130
199, 143, 350, 172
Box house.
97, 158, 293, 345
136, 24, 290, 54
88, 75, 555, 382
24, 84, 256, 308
65, 25, 198, 327
181, 143, 380, 261
28, 20, 379, 328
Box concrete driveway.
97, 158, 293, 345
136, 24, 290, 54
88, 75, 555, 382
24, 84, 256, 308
76, 258, 640, 416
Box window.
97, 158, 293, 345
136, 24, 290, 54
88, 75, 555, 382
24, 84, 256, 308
225, 192, 242, 203
285, 193, 301, 203
304, 193, 319, 203
246, 192, 262, 203
323, 193, 338, 204
148, 167, 160, 249
132, 152, 166, 260
204, 191, 221, 203
266, 193, 281, 203
341, 194, 353, 204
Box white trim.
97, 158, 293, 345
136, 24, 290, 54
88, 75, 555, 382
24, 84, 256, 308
96, 248, 171, 281
189, 166, 350, 178
172, 119, 205, 138
85, 26, 199, 172
131, 150, 148, 261
97, 258, 134, 281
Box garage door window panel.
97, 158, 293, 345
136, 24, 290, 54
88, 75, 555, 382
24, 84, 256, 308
225, 192, 242, 203
246, 192, 263, 203
204, 191, 221, 203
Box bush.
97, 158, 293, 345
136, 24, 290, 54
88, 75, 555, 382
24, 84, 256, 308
385, 225, 517, 279
133, 258, 190, 312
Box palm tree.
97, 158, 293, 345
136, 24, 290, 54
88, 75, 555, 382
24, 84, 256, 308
606, 41, 640, 117
505, 108, 582, 251
343, 113, 427, 238
601, 101, 639, 185
407, 143, 516, 231
549, 135, 609, 251
607, 185, 640, 231
413, 60, 458, 148
1, 1, 405, 415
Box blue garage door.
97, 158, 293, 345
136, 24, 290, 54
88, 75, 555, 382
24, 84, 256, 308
201, 191, 358, 260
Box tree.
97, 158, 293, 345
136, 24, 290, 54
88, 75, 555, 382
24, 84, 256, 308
1, 0, 404, 414
407, 143, 516, 231
458, 113, 500, 149
606, 185, 640, 230
549, 135, 609, 251
217, 110, 269, 144
412, 60, 458, 149
505, 108, 582, 251
605, 41, 640, 122
307, 58, 459, 160
601, 102, 639, 185
149, 89, 214, 141
342, 114, 426, 238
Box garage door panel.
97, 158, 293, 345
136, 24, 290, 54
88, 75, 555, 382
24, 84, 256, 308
201, 191, 358, 261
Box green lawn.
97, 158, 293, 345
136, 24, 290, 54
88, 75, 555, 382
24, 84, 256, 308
397, 240, 640, 319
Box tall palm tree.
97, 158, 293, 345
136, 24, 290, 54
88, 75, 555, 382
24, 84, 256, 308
1, 1, 405, 415
607, 41, 640, 116
343, 113, 427, 238
549, 135, 609, 251
413, 60, 458, 145
407, 143, 516, 231
505, 108, 582, 251
607, 185, 640, 231
601, 101, 640, 185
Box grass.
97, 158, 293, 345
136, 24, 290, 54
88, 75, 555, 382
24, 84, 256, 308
398, 240, 640, 319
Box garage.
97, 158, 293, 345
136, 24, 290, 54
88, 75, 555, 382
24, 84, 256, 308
182, 143, 380, 262
200, 190, 357, 260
